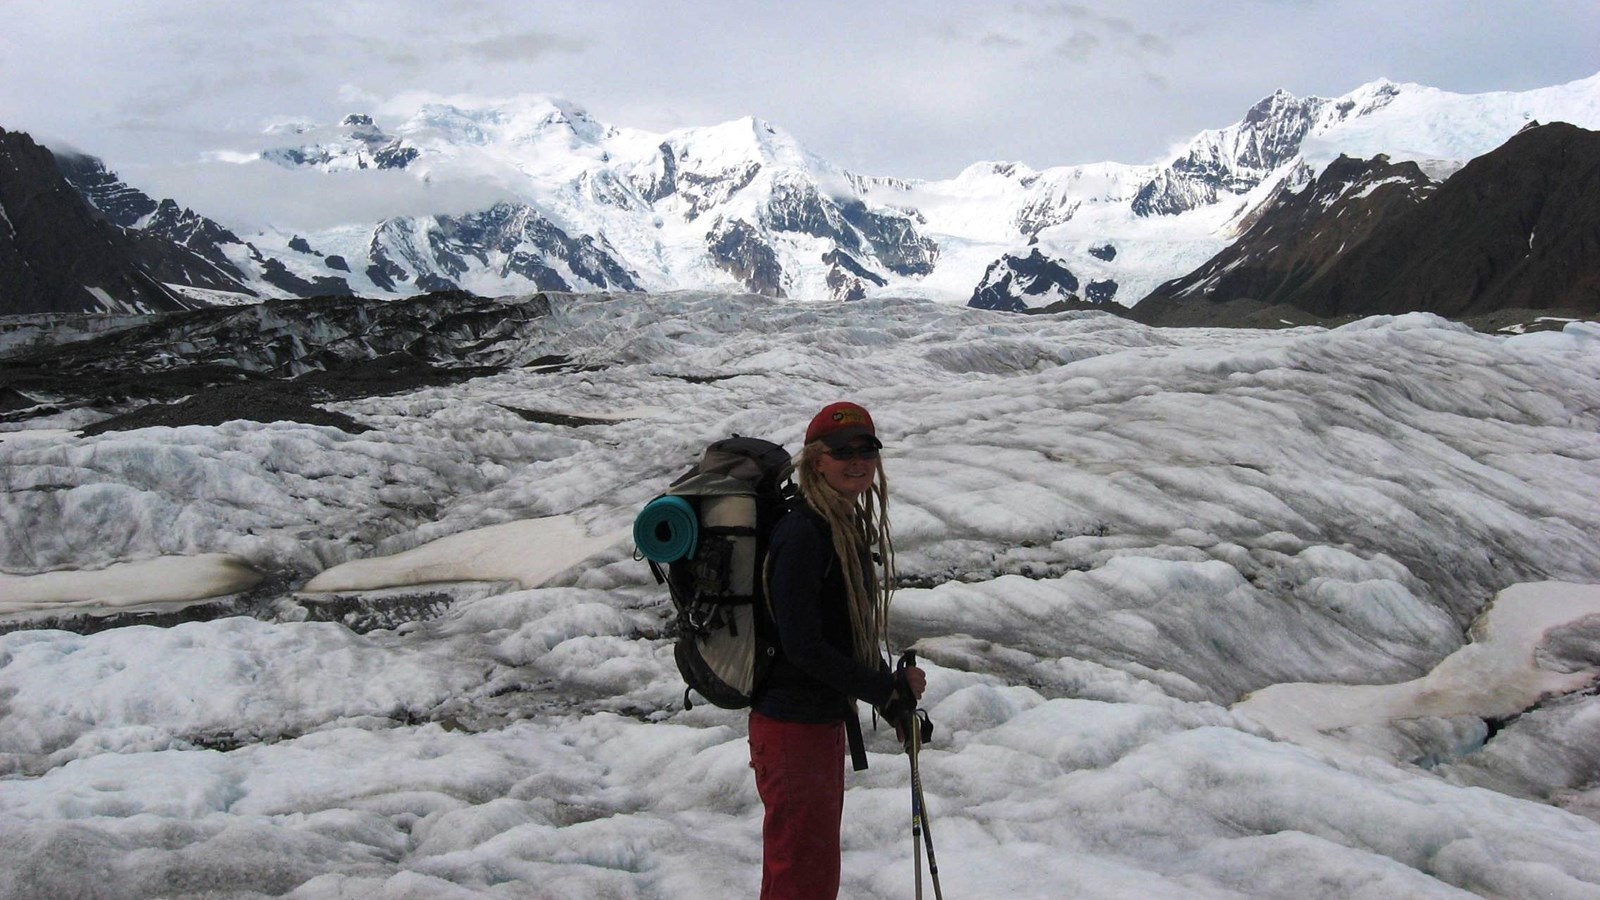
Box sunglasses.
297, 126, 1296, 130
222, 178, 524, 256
825, 446, 881, 461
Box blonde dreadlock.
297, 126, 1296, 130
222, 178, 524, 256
796, 441, 897, 668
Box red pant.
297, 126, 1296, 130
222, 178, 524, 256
749, 711, 846, 900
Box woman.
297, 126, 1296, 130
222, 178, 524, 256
750, 401, 927, 900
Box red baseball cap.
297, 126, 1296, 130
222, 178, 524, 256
806, 402, 882, 449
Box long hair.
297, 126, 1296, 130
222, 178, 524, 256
796, 441, 896, 667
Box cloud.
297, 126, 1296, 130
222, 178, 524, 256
1022, 1, 1175, 64
124, 158, 520, 233
460, 30, 590, 62
978, 32, 1029, 50
7, 0, 1598, 189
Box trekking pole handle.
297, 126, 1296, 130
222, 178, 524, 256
898, 650, 916, 671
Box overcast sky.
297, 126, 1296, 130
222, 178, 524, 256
4, 1, 1597, 196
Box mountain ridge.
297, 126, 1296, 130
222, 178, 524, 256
4, 72, 1600, 318
1134, 122, 1600, 326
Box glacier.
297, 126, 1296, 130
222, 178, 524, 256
1, 292, 1600, 897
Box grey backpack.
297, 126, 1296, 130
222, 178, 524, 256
636, 436, 797, 709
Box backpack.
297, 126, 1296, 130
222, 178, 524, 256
635, 435, 798, 709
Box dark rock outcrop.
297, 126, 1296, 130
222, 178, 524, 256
822, 249, 887, 302
837, 200, 937, 277
970, 249, 1085, 312
0, 129, 198, 315
708, 218, 784, 297
0, 291, 557, 433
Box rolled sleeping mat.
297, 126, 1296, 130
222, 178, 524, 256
634, 495, 699, 563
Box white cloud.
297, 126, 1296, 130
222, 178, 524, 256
122, 158, 518, 233
2, 0, 1598, 182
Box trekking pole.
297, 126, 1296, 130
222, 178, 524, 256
909, 711, 944, 900
911, 725, 925, 899
898, 652, 945, 900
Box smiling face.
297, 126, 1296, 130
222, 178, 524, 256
814, 439, 879, 499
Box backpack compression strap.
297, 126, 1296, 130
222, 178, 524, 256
846, 706, 868, 771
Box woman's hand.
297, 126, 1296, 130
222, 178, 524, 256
889, 666, 930, 747
901, 665, 927, 701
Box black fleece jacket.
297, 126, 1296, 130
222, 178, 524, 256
753, 504, 895, 722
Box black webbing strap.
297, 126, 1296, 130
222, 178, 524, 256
846, 705, 868, 771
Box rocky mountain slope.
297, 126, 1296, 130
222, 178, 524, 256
1137, 122, 1600, 326
0, 130, 202, 315
1286, 121, 1600, 320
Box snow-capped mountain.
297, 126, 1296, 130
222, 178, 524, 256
234, 70, 1600, 309
6, 71, 1600, 316
249, 100, 940, 304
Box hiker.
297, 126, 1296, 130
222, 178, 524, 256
749, 401, 927, 900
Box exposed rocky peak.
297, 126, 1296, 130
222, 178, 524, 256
146, 199, 244, 257
631, 142, 680, 204
372, 144, 421, 170
1133, 89, 1330, 217
1235, 91, 1326, 168
764, 171, 858, 250
255, 258, 356, 298
1305, 153, 1430, 209
676, 161, 763, 220
1130, 168, 1220, 218
639, 117, 823, 223
55, 154, 283, 299
0, 129, 198, 315
1084, 280, 1118, 304
9, 75, 1598, 318
575, 168, 642, 211
340, 114, 384, 141
264, 112, 420, 171
1015, 193, 1080, 236
53, 153, 158, 227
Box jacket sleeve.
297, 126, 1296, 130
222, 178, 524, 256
767, 513, 896, 708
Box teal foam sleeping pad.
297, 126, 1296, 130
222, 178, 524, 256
634, 495, 698, 563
